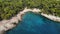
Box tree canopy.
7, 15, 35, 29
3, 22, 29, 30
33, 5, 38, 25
0, 0, 60, 20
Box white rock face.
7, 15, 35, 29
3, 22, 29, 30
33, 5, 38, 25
41, 13, 60, 22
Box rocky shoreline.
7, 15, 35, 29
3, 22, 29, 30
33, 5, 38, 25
0, 8, 60, 34
0, 8, 40, 34
41, 13, 60, 22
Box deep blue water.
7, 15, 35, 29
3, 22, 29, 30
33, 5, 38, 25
6, 12, 60, 34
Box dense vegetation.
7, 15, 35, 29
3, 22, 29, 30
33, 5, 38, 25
0, 0, 23, 20
41, 0, 60, 17
0, 0, 60, 20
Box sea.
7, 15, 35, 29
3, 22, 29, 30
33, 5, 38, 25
6, 12, 60, 34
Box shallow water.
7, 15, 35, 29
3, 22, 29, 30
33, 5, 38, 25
6, 12, 60, 34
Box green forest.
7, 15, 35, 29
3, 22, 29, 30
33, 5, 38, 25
0, 0, 60, 20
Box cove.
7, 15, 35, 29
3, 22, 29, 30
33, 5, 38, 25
6, 12, 60, 34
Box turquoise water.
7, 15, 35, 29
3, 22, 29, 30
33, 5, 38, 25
6, 12, 60, 34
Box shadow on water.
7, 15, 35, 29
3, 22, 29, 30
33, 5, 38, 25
6, 12, 60, 34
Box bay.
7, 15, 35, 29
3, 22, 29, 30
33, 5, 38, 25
6, 12, 60, 34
